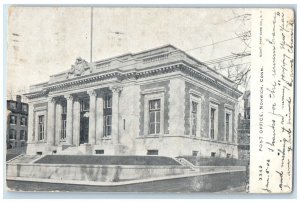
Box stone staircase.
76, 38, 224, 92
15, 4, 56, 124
7, 154, 43, 164
175, 157, 197, 171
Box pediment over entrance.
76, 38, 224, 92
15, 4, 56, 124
67, 57, 94, 79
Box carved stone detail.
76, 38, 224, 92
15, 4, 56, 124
64, 94, 74, 101
47, 97, 55, 103
87, 89, 97, 97
110, 86, 123, 94
67, 57, 93, 79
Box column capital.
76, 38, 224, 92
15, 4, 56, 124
110, 85, 123, 94
87, 89, 97, 97
64, 94, 74, 101
48, 97, 56, 103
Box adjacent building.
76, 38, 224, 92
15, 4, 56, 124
24, 45, 243, 157
237, 90, 250, 160
6, 95, 28, 149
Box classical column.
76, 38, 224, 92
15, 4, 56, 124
111, 86, 122, 144
96, 94, 104, 144
27, 103, 35, 143
65, 94, 74, 145
88, 90, 97, 145
73, 97, 81, 146
47, 97, 56, 146
55, 102, 63, 145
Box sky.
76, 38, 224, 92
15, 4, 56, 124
7, 7, 251, 100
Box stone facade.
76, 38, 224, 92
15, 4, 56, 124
24, 45, 242, 158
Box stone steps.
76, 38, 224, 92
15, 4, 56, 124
8, 154, 42, 164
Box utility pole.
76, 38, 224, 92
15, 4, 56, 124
90, 7, 93, 63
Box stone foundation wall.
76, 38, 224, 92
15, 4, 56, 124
7, 163, 190, 182
136, 136, 238, 158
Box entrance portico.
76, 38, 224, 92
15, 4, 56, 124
27, 85, 122, 155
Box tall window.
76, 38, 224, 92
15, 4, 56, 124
103, 94, 112, 137
149, 99, 161, 134
9, 129, 16, 140
191, 101, 198, 136
61, 114, 67, 140
210, 108, 216, 139
20, 130, 27, 140
104, 94, 112, 108
10, 102, 16, 110
38, 115, 45, 141
10, 115, 16, 124
81, 99, 90, 112
20, 117, 27, 126
22, 104, 28, 112
225, 113, 230, 141
104, 115, 112, 137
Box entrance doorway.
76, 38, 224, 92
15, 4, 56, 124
80, 98, 89, 144
80, 113, 89, 144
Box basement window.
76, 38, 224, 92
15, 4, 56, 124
36, 152, 43, 155
192, 151, 199, 156
211, 152, 216, 157
226, 154, 231, 158
147, 150, 158, 155
95, 150, 104, 155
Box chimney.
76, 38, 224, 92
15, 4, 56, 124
16, 95, 21, 103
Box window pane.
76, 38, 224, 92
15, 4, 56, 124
10, 102, 16, 109
156, 123, 160, 134
226, 113, 230, 141
149, 112, 155, 122
149, 100, 155, 110
106, 115, 112, 125
20, 130, 24, 140
211, 109, 215, 120
9, 130, 14, 139
150, 99, 160, 110
84, 99, 90, 110
210, 108, 215, 139
104, 94, 112, 108
156, 100, 161, 109
39, 115, 44, 123
108, 126, 111, 135
10, 116, 15, 124
192, 127, 196, 136
192, 102, 197, 112
108, 95, 112, 108
156, 111, 160, 122
62, 105, 67, 114
149, 123, 155, 134
22, 104, 28, 112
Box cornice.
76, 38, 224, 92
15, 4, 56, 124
25, 62, 242, 100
